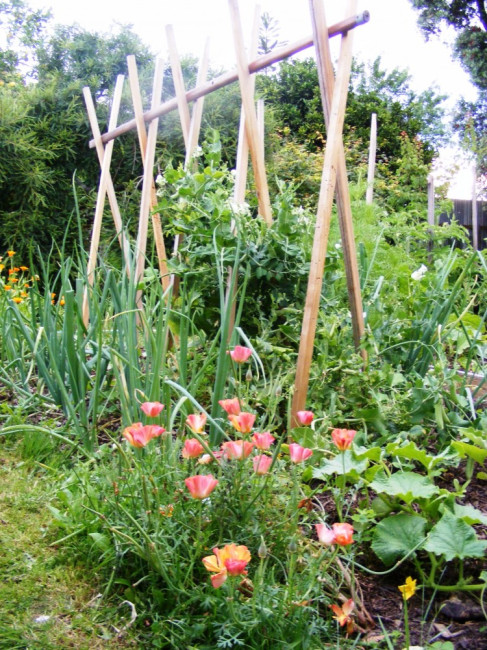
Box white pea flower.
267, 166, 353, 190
411, 264, 427, 281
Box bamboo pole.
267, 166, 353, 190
366, 112, 377, 205
127, 55, 171, 292
134, 59, 165, 307
89, 12, 370, 149
82, 75, 125, 326
82, 88, 132, 275
291, 0, 358, 423
228, 0, 272, 225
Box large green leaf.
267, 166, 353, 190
452, 503, 487, 526
451, 441, 487, 464
369, 471, 439, 504
371, 513, 427, 565
423, 511, 487, 561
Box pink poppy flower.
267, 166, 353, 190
182, 438, 205, 459
252, 431, 275, 450
332, 522, 354, 546
252, 454, 273, 474
289, 443, 313, 463
122, 422, 166, 448
315, 523, 336, 546
218, 397, 241, 416
331, 428, 356, 451
184, 474, 218, 499
222, 440, 254, 460
186, 413, 207, 434
296, 410, 314, 425
140, 401, 164, 417
202, 544, 251, 588
228, 345, 252, 363
228, 412, 256, 434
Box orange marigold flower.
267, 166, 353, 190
19, 266, 29, 271
7, 250, 15, 257
12, 297, 23, 303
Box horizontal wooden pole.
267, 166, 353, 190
89, 11, 369, 148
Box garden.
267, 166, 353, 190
1, 1, 487, 649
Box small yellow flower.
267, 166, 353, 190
0, 80, 4, 87
398, 576, 417, 600
13, 296, 23, 304
7, 250, 15, 257
7, 81, 15, 87
19, 265, 28, 272
4, 285, 11, 291
59, 297, 65, 306
0, 264, 4, 272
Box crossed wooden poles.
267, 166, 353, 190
82, 0, 369, 426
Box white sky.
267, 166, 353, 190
27, 0, 479, 197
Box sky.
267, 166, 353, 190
27, 0, 479, 197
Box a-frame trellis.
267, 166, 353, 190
82, 0, 370, 425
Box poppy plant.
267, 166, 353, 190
222, 440, 254, 460
252, 431, 275, 450
202, 544, 251, 588
331, 428, 356, 451
122, 422, 166, 448
218, 397, 241, 416
228, 345, 252, 363
184, 474, 218, 499
252, 454, 273, 474
186, 413, 207, 434
228, 412, 256, 434
331, 598, 355, 634
296, 410, 314, 426
289, 443, 313, 463
182, 438, 205, 459
140, 401, 164, 417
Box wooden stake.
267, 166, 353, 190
427, 173, 435, 227
134, 59, 165, 306
82, 75, 124, 326
366, 112, 377, 205
89, 13, 369, 149
127, 55, 171, 292
230, 0, 273, 224
82, 87, 132, 275
291, 0, 358, 423
186, 39, 210, 164
168, 38, 210, 296
225, 6, 262, 342
310, 0, 365, 363
166, 25, 191, 150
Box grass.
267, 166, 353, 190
0, 441, 141, 650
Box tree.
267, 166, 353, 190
408, 0, 487, 90
259, 56, 447, 168
0, 0, 49, 78
408, 1, 487, 177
